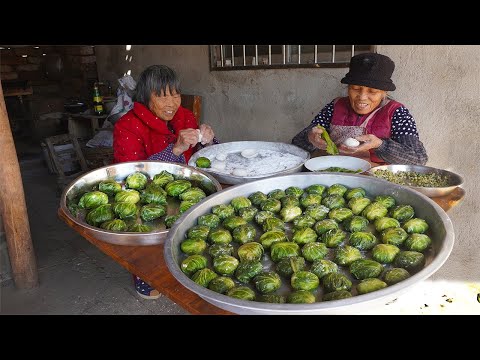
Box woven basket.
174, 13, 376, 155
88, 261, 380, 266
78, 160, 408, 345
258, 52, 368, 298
82, 146, 114, 169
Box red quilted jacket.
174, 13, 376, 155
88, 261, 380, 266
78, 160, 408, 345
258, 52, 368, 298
113, 102, 198, 163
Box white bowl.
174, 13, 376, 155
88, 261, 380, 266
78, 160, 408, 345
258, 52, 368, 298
304, 155, 371, 173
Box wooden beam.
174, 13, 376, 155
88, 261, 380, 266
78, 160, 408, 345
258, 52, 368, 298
0, 80, 38, 289
3, 86, 33, 97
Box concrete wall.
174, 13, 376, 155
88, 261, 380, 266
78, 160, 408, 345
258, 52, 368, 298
96, 45, 479, 282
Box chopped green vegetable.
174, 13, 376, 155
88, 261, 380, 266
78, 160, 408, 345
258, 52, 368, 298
315, 167, 362, 173
372, 169, 450, 187
317, 125, 339, 155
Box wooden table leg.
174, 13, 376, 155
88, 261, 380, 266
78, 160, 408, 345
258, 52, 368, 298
90, 117, 99, 136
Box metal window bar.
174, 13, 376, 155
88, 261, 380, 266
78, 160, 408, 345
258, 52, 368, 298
220, 45, 224, 67
211, 44, 367, 69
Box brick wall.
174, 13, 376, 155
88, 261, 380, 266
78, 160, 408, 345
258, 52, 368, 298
1, 45, 100, 140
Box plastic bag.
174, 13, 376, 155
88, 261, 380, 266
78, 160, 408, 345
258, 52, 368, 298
86, 120, 114, 148
108, 75, 136, 117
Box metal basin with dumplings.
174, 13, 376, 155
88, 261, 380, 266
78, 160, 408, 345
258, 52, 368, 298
164, 173, 454, 315
59, 161, 222, 246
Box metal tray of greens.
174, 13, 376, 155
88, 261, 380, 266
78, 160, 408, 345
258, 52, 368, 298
164, 173, 454, 314
188, 141, 310, 185
368, 164, 464, 198
60, 161, 222, 246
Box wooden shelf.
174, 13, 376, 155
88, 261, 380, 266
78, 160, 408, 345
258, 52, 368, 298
3, 87, 33, 97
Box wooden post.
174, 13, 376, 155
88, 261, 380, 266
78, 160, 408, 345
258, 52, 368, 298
0, 81, 38, 288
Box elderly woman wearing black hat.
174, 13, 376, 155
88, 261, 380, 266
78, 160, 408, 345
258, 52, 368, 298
292, 53, 428, 165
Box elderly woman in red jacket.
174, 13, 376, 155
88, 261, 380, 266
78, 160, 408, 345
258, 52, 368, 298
114, 65, 216, 164
113, 64, 217, 299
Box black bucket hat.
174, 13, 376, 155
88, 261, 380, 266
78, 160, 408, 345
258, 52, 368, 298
341, 53, 396, 91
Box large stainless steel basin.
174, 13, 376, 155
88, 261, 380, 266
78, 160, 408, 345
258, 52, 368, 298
164, 173, 454, 314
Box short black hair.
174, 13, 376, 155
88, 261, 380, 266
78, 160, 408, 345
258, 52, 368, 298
133, 65, 181, 105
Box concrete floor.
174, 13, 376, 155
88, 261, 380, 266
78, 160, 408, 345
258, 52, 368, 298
0, 136, 187, 315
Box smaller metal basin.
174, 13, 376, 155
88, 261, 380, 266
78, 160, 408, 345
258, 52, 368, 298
60, 161, 222, 246
368, 164, 464, 198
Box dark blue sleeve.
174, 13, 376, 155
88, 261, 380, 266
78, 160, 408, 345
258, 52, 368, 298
390, 106, 419, 140
375, 106, 428, 165
147, 143, 186, 164
292, 101, 335, 152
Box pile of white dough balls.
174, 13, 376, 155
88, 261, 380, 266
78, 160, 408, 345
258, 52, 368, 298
232, 168, 248, 176
210, 153, 227, 171
211, 160, 226, 171
344, 137, 360, 147
241, 149, 258, 158
207, 150, 255, 176
216, 153, 227, 161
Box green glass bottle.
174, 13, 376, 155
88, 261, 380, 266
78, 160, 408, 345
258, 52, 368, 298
93, 85, 104, 115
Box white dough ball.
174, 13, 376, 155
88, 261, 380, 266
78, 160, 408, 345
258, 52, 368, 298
344, 137, 360, 147
211, 160, 226, 171
196, 129, 203, 144
216, 153, 227, 161
241, 149, 258, 158
232, 168, 248, 176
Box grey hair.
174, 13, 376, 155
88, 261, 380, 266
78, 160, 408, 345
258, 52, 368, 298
133, 65, 181, 106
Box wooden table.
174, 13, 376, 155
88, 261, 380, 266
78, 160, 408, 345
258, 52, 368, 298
58, 183, 464, 315
64, 112, 108, 138
58, 208, 231, 315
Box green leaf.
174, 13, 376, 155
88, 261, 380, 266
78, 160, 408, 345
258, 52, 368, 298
317, 125, 339, 155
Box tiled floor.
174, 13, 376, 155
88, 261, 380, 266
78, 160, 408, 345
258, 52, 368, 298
1, 137, 187, 315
